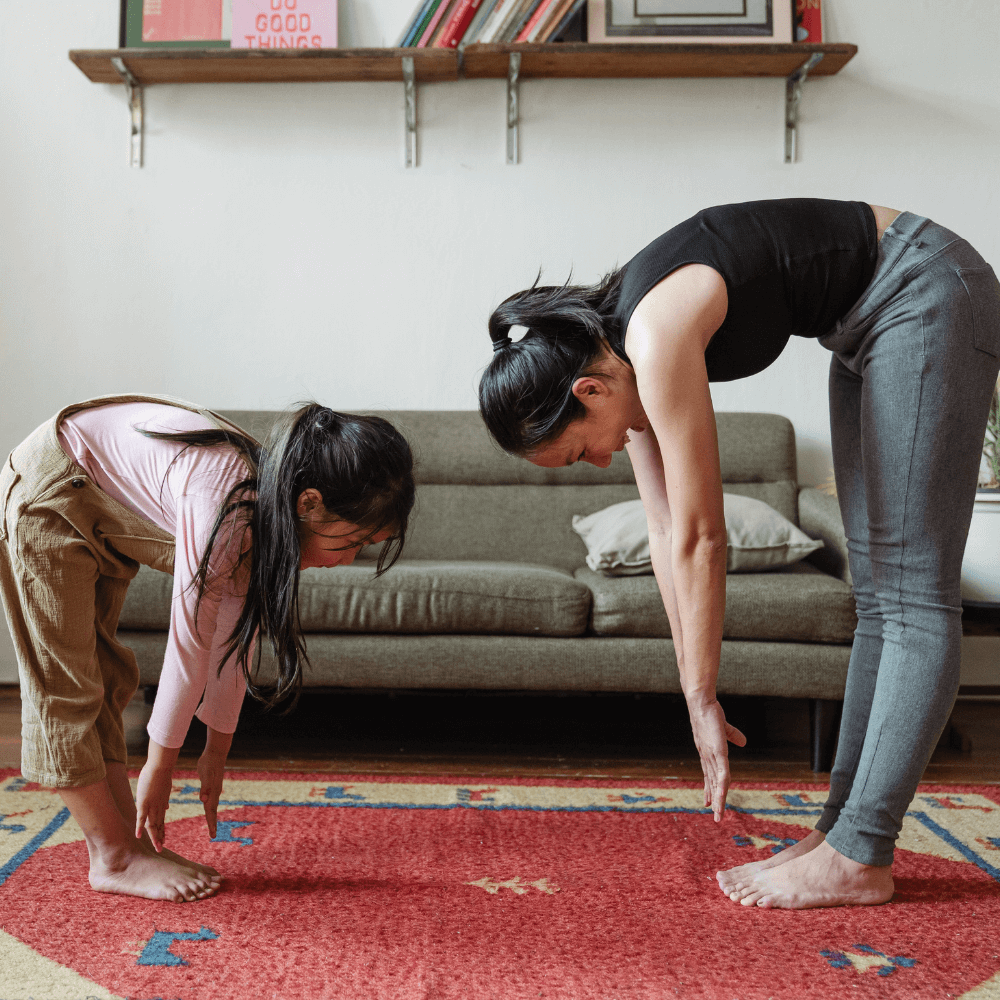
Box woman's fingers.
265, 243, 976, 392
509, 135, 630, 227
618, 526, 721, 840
726, 722, 748, 747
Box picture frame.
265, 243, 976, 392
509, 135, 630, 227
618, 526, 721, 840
119, 0, 232, 49
586, 0, 794, 44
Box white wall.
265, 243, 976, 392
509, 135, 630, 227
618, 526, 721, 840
1, 2, 999, 681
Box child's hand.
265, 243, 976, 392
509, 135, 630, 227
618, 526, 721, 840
197, 751, 226, 839
135, 761, 174, 852
199, 726, 233, 840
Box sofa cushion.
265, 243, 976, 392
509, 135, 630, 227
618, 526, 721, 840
120, 562, 591, 638
295, 561, 591, 637
571, 495, 822, 576
576, 562, 857, 644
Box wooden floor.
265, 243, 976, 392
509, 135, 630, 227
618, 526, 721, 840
2, 685, 997, 785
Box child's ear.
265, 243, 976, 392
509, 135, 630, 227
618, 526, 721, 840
296, 488, 324, 519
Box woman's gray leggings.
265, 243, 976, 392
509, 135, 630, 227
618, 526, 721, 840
815, 212, 1000, 868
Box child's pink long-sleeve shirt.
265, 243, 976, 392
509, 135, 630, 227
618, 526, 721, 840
58, 402, 251, 749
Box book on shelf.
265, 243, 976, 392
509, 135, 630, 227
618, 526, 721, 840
393, 0, 586, 48
410, 0, 446, 45
458, 0, 501, 45
434, 0, 486, 48
795, 0, 823, 42
121, 0, 229, 49
232, 0, 337, 49
499, 0, 543, 42
416, 0, 457, 45
397, 0, 435, 45
540, 0, 586, 41
516, 0, 557, 41
476, 0, 515, 42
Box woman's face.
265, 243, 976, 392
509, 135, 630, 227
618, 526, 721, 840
528, 374, 647, 470
296, 490, 393, 570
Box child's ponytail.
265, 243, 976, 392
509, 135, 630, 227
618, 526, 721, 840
480, 269, 625, 455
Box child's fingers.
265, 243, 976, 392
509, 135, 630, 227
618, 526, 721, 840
145, 806, 166, 852
201, 789, 219, 839
135, 805, 146, 842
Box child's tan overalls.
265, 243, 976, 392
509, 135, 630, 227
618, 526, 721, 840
0, 394, 250, 788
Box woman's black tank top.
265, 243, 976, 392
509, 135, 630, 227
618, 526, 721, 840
611, 199, 878, 382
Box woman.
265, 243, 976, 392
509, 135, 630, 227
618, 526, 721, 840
478, 199, 1000, 909
0, 395, 414, 902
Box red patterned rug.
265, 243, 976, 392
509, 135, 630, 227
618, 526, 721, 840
1, 770, 999, 999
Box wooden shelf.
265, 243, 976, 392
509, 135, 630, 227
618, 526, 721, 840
69, 43, 856, 168
69, 42, 855, 85
462, 42, 856, 79
69, 47, 460, 85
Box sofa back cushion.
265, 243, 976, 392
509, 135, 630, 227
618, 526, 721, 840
219, 409, 798, 570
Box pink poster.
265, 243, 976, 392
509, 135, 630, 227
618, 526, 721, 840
142, 0, 223, 42
232, 0, 338, 48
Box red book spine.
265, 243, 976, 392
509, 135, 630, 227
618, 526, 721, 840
515, 0, 553, 42
795, 0, 822, 42
436, 0, 482, 48
417, 0, 452, 46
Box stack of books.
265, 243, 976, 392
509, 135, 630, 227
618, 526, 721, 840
395, 0, 585, 49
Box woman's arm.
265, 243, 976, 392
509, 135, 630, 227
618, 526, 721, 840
625, 264, 746, 821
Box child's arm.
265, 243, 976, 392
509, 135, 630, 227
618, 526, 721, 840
198, 726, 233, 839
135, 739, 180, 852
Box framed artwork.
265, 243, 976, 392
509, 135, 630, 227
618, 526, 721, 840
586, 0, 794, 44
120, 0, 232, 48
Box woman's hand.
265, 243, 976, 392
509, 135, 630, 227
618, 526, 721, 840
135, 740, 179, 851
688, 698, 747, 822
198, 727, 233, 839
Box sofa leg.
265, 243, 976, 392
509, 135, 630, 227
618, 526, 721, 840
809, 699, 842, 773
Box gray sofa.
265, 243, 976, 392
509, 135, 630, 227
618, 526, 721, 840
119, 410, 856, 770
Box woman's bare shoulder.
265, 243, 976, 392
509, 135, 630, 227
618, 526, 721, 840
625, 263, 728, 362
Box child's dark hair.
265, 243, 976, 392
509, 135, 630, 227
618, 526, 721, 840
142, 404, 415, 709
478, 269, 624, 455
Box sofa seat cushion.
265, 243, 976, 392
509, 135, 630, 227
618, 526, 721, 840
119, 561, 592, 638
576, 562, 857, 644
296, 560, 590, 637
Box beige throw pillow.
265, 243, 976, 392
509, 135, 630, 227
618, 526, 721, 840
572, 495, 824, 576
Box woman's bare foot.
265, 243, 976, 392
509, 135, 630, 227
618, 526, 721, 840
730, 840, 894, 909
717, 829, 825, 895
90, 845, 222, 903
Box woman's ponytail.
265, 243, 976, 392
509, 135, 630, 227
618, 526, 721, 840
479, 269, 624, 454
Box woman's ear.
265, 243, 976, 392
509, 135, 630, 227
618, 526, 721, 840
296, 488, 324, 520
570, 376, 610, 401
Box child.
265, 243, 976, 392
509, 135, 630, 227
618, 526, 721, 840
0, 394, 414, 902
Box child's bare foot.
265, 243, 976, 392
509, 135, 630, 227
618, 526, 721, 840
717, 828, 825, 895
730, 839, 894, 909
90, 846, 222, 902
157, 845, 221, 879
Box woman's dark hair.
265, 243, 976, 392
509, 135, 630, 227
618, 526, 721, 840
479, 269, 625, 455
142, 404, 415, 709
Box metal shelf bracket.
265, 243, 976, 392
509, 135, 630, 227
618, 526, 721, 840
784, 51, 823, 164
506, 52, 521, 165
402, 56, 417, 168
111, 56, 143, 168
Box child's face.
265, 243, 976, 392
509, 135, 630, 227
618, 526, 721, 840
296, 489, 393, 570
298, 518, 392, 570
